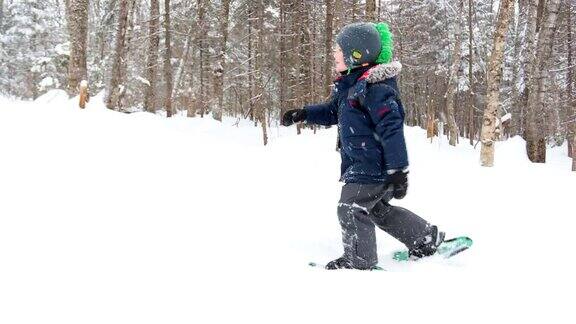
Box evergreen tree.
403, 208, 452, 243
0, 0, 65, 98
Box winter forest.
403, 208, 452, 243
1, 1, 576, 320
0, 0, 574, 169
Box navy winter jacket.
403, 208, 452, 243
304, 61, 409, 184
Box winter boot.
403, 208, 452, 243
325, 257, 355, 270
325, 256, 379, 270
408, 225, 445, 260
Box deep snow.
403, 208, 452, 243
0, 91, 574, 323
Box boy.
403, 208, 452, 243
281, 22, 444, 270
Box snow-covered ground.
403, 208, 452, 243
1, 92, 574, 323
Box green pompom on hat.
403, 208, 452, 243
374, 22, 393, 64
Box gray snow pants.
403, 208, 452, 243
337, 183, 434, 269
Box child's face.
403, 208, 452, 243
333, 46, 347, 73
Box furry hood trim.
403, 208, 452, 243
359, 61, 402, 83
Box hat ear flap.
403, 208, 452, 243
374, 22, 393, 64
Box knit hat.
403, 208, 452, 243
336, 22, 394, 69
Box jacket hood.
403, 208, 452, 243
360, 61, 402, 84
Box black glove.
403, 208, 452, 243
281, 109, 307, 126
387, 169, 408, 199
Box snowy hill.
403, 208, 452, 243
0, 92, 574, 323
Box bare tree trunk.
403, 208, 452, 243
536, 0, 546, 28
173, 27, 193, 92
247, 4, 255, 124
293, 0, 303, 135
212, 0, 231, 121
300, 0, 312, 110
567, 4, 574, 159
195, 0, 207, 118
516, 0, 539, 142
0, 0, 4, 32
365, 0, 377, 21
96, 0, 117, 64
299, 4, 309, 134
310, 7, 318, 106
525, 0, 562, 163
572, 97, 576, 171
445, 0, 464, 146
256, 0, 267, 145
467, 0, 475, 145
144, 0, 160, 113
163, 0, 173, 117
106, 0, 131, 110
66, 0, 89, 97
351, 0, 360, 22
426, 74, 436, 139
426, 103, 436, 139
323, 0, 334, 98
510, 0, 527, 137
573, 131, 576, 171
278, 0, 287, 121
333, 0, 343, 31
480, 0, 515, 167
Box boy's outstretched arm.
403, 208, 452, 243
363, 84, 409, 171
303, 94, 338, 126
281, 94, 338, 127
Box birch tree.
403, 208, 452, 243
480, 0, 515, 167
525, 0, 562, 163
